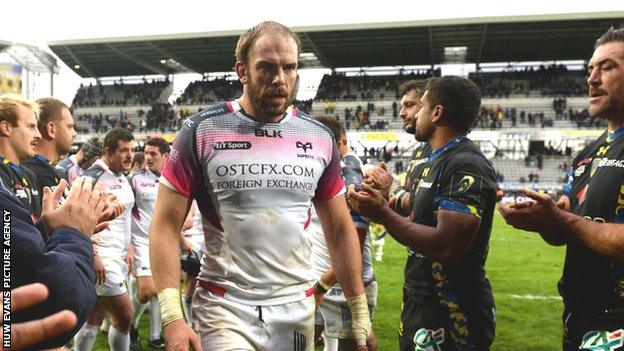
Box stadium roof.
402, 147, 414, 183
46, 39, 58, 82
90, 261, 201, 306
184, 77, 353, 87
49, 11, 624, 78
0, 40, 11, 53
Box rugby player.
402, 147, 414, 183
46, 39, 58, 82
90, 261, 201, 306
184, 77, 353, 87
22, 97, 76, 200
128, 137, 169, 349
150, 21, 370, 351
75, 128, 136, 351
0, 94, 42, 218
310, 116, 378, 351
56, 136, 102, 185
349, 76, 497, 351
500, 26, 624, 350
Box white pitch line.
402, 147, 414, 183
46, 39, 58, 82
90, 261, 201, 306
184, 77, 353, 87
508, 294, 562, 300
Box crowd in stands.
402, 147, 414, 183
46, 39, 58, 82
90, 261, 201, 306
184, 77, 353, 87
76, 110, 136, 134
176, 77, 242, 105
72, 78, 170, 107
315, 69, 440, 101
470, 64, 588, 98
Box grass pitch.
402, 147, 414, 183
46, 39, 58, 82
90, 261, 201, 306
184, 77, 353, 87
93, 213, 565, 350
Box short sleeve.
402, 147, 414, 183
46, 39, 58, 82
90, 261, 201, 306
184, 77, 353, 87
314, 141, 345, 201
160, 119, 203, 198
437, 161, 494, 220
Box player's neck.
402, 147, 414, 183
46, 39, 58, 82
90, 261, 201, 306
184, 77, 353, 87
429, 128, 465, 152
34, 141, 59, 163
237, 95, 283, 123
607, 114, 624, 133
0, 142, 20, 164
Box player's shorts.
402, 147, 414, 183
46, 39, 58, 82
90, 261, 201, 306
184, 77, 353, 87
562, 308, 624, 351
398, 287, 495, 351
319, 281, 378, 339
133, 244, 152, 277
193, 281, 315, 351
95, 257, 129, 297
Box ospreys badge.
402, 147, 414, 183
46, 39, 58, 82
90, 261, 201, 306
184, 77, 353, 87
413, 328, 445, 351
579, 329, 624, 351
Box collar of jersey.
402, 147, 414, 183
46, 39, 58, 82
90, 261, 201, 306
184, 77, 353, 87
606, 125, 624, 143
230, 99, 295, 125
429, 136, 468, 162
0, 156, 22, 173
93, 158, 122, 176
33, 154, 51, 164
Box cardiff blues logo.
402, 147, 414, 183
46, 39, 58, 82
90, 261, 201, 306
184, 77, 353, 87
579, 329, 624, 351
414, 328, 445, 351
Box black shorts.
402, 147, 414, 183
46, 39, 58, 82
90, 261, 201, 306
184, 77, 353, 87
398, 291, 495, 351
562, 309, 624, 351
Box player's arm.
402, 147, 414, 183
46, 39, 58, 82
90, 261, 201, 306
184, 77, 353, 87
316, 226, 367, 291
149, 115, 203, 351
150, 183, 191, 293
349, 183, 479, 265
314, 196, 370, 348
314, 196, 364, 296
149, 183, 201, 350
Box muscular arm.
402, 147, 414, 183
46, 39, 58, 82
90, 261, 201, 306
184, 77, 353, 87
377, 205, 479, 265
314, 195, 365, 297
557, 210, 624, 265
149, 184, 192, 290
318, 227, 368, 287
349, 184, 480, 265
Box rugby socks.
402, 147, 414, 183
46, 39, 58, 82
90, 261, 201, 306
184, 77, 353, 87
109, 326, 130, 351
132, 291, 149, 329
149, 296, 163, 341
323, 334, 338, 351
74, 323, 99, 351
100, 313, 112, 332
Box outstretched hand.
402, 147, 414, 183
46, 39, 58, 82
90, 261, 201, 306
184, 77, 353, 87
2, 283, 77, 350
499, 188, 565, 233
347, 183, 389, 222
362, 162, 394, 199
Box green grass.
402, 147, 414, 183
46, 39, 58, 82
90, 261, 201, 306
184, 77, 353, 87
93, 213, 565, 350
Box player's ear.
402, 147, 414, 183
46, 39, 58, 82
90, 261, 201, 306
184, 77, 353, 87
235, 61, 248, 84
0, 120, 12, 136
431, 105, 443, 123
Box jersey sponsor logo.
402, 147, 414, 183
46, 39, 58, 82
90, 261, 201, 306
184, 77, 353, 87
592, 158, 624, 169
296, 141, 313, 153
413, 327, 445, 351
213, 141, 252, 150
253, 128, 282, 138
579, 329, 623, 351
577, 184, 589, 204
457, 175, 475, 193
215, 164, 315, 178
574, 165, 586, 177
417, 179, 433, 189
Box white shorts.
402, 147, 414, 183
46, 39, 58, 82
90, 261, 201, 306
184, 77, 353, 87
319, 281, 378, 339
95, 257, 129, 297
133, 244, 152, 277
193, 282, 315, 351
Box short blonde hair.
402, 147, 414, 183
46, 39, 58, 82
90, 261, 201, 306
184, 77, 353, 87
0, 94, 40, 127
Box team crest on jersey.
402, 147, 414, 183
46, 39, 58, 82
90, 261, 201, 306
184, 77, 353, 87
413, 328, 445, 351
296, 141, 313, 153
579, 329, 624, 351
457, 175, 475, 193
